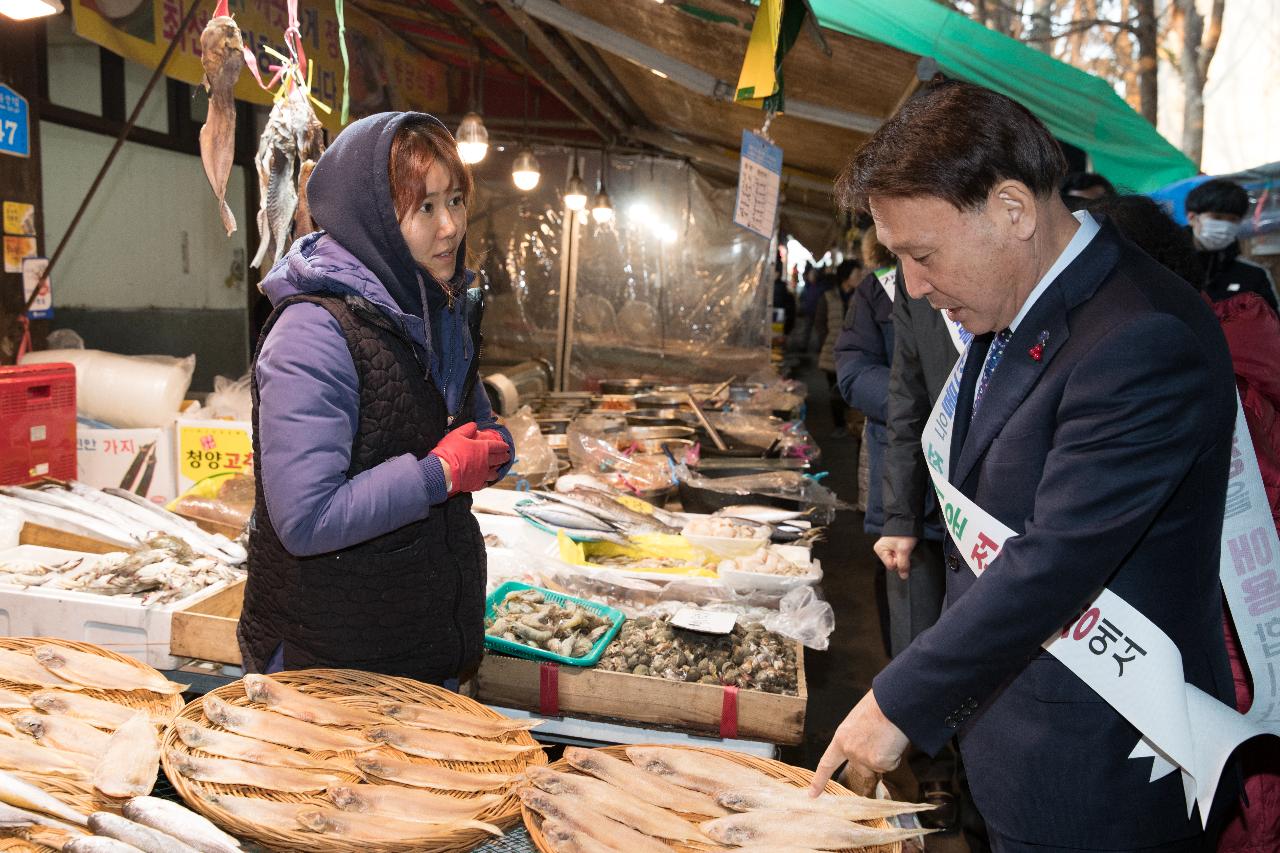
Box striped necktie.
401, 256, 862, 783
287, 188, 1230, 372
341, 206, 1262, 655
973, 329, 1013, 417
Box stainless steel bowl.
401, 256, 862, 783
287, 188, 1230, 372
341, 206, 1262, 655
627, 425, 696, 441
599, 378, 654, 395
625, 408, 691, 426
634, 393, 689, 408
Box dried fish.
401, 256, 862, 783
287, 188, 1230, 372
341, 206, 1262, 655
700, 809, 932, 848
485, 588, 612, 660
717, 783, 935, 821
625, 746, 779, 796
540, 818, 624, 853
250, 80, 323, 269
0, 799, 85, 834
166, 750, 343, 793
198, 7, 244, 237
377, 701, 541, 738
14, 711, 112, 758
526, 766, 706, 842
195, 794, 304, 828
174, 719, 349, 773
0, 767, 88, 825
0, 688, 31, 709
242, 675, 386, 727
31, 690, 168, 731
33, 646, 187, 695
64, 838, 145, 853
0, 649, 81, 691
597, 617, 797, 695
563, 747, 727, 817
202, 695, 376, 753
89, 811, 200, 853
364, 724, 539, 764
326, 784, 498, 821
294, 159, 317, 236
296, 806, 503, 841
354, 753, 519, 791
94, 713, 160, 799
518, 788, 669, 853
122, 796, 241, 853
0, 732, 91, 778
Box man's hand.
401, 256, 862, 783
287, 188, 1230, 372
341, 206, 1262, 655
809, 689, 910, 797
874, 535, 918, 580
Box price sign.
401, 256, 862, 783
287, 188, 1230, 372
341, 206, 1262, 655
733, 130, 782, 239
0, 85, 30, 159
671, 607, 737, 635
22, 258, 51, 320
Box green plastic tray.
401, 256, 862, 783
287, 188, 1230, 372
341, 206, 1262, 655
483, 581, 625, 667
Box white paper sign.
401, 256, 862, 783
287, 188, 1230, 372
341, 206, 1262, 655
671, 607, 737, 635
733, 130, 782, 239
21, 257, 50, 319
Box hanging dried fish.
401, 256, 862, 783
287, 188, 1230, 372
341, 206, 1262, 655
198, 0, 245, 236
250, 77, 325, 270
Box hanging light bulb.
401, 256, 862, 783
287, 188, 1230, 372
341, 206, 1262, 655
591, 149, 614, 224
512, 146, 541, 191
0, 0, 62, 19
564, 156, 588, 211
456, 112, 489, 165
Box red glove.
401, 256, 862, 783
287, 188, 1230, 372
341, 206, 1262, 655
430, 423, 511, 495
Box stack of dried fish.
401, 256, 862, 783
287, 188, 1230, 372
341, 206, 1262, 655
485, 588, 613, 659
596, 617, 798, 695
170, 674, 545, 845
522, 746, 932, 853
61, 797, 245, 853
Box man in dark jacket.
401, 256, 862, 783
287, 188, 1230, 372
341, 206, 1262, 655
1186, 178, 1279, 312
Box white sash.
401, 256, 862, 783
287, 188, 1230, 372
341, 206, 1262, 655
924, 342, 1280, 823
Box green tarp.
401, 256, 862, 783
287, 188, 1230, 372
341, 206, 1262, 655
810, 0, 1197, 193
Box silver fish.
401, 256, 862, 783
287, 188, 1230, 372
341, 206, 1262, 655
714, 504, 810, 523
65, 839, 146, 853
89, 811, 200, 853
123, 796, 241, 853
541, 490, 679, 535
0, 799, 85, 834
0, 767, 88, 826
0, 493, 138, 549
515, 502, 625, 542
97, 486, 246, 564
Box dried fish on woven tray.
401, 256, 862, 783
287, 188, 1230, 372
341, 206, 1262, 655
595, 616, 798, 695
485, 588, 612, 659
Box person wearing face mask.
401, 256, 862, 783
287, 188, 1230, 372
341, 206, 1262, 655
236, 113, 514, 686
1186, 178, 1279, 313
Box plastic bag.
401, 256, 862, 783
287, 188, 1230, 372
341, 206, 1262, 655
567, 414, 680, 493
204, 373, 253, 421
501, 406, 557, 484
20, 349, 194, 428
735, 378, 806, 416
681, 470, 850, 523
167, 471, 255, 534
763, 585, 837, 651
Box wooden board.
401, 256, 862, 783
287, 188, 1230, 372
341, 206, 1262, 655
18, 523, 124, 555
474, 647, 807, 745
169, 578, 244, 665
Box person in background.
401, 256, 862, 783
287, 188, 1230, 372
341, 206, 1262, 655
238, 112, 514, 685
1186, 178, 1279, 312
1059, 171, 1115, 210
1089, 193, 1280, 853
818, 258, 861, 437
773, 259, 797, 337
797, 264, 828, 355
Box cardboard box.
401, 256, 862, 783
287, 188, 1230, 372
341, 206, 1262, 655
173, 418, 254, 494
76, 425, 177, 504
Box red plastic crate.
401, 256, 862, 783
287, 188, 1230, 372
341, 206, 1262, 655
0, 363, 77, 485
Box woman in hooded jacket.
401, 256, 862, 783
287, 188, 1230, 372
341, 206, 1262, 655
236, 112, 514, 686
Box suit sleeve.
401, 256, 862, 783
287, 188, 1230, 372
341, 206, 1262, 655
256, 303, 434, 557
880, 293, 933, 539
873, 313, 1224, 754
835, 278, 889, 422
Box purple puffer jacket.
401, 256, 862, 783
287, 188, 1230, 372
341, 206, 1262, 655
254, 231, 514, 557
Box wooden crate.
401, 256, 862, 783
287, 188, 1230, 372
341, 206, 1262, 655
170, 579, 244, 665
18, 522, 123, 554
473, 646, 807, 745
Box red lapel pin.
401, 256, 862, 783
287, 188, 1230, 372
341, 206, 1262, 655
1028, 330, 1049, 361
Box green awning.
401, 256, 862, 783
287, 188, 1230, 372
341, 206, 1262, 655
809, 0, 1196, 193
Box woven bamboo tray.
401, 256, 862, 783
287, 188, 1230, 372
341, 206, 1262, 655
164, 668, 547, 853
521, 744, 904, 853
0, 637, 187, 851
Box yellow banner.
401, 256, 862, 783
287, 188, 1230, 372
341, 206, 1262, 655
71, 0, 447, 132
735, 0, 782, 105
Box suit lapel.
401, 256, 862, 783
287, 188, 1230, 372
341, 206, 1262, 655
950, 333, 991, 481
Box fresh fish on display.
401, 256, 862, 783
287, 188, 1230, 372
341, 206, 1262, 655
94, 712, 160, 799
563, 747, 727, 817
716, 783, 935, 821
0, 767, 88, 826
198, 5, 244, 236
33, 645, 188, 695
625, 745, 780, 796
485, 588, 612, 659
202, 695, 377, 753
122, 796, 241, 853
241, 674, 386, 727
293, 806, 502, 841
166, 750, 343, 793
376, 701, 542, 738
3, 486, 152, 542
0, 494, 137, 551
326, 784, 499, 821
174, 720, 349, 773
250, 80, 324, 269
32, 690, 169, 731
353, 753, 519, 791
515, 501, 626, 543
97, 486, 246, 565
525, 766, 707, 842
541, 489, 680, 535
64, 838, 146, 853
700, 810, 933, 848
0, 734, 90, 778
714, 505, 810, 524
517, 788, 670, 853
363, 724, 540, 764
0, 649, 81, 691
89, 811, 200, 853
0, 799, 85, 835
14, 711, 113, 758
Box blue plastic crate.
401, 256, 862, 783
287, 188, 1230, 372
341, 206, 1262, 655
483, 581, 624, 667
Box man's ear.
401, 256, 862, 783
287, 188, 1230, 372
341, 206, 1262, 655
989, 180, 1038, 242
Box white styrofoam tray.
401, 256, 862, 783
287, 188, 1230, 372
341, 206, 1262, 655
0, 545, 236, 669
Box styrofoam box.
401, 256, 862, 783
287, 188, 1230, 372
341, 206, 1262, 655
0, 545, 235, 670
76, 425, 177, 505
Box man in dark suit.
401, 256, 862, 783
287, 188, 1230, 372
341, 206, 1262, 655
810, 80, 1237, 851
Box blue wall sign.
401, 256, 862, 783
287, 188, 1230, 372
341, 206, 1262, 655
0, 85, 31, 159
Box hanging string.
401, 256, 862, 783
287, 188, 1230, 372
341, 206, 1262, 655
335, 0, 350, 124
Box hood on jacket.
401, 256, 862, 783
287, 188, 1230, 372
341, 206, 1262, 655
302, 111, 468, 321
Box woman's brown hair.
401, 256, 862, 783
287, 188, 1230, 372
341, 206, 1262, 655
388, 120, 473, 222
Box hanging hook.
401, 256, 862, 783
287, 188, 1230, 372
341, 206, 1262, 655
759, 110, 776, 142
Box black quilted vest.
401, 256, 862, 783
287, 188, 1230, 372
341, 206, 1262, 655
237, 292, 487, 683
